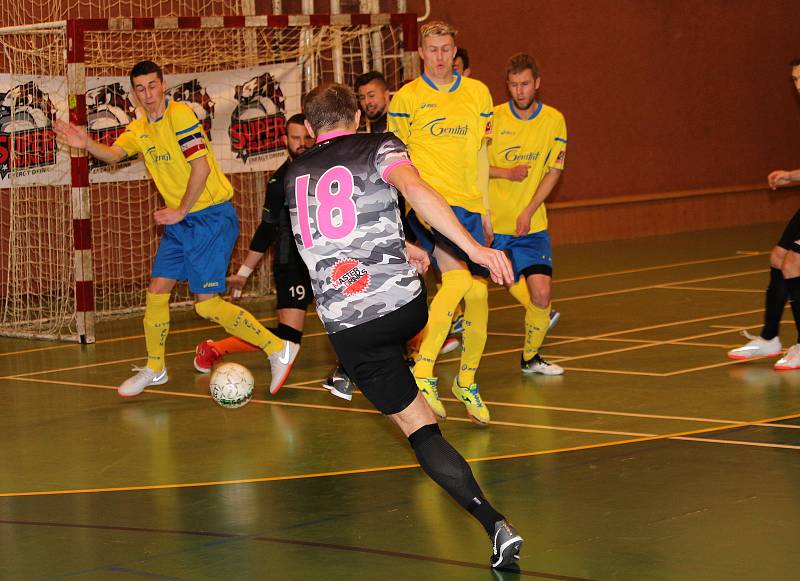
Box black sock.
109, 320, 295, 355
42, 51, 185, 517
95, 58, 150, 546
762, 267, 788, 340
274, 323, 303, 344
785, 276, 800, 343
408, 423, 504, 536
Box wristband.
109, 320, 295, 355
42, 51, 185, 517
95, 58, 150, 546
237, 265, 254, 278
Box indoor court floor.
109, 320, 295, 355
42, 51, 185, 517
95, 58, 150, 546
2, 222, 800, 580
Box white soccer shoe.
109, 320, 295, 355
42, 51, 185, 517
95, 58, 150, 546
118, 366, 168, 398
727, 331, 782, 360
521, 354, 564, 375
774, 344, 800, 371
268, 340, 300, 395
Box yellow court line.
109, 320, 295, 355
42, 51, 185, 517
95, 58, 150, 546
490, 269, 765, 310
1, 306, 759, 382
3, 407, 797, 498
4, 375, 646, 438
661, 285, 763, 293
674, 436, 800, 450
560, 366, 664, 377
0, 253, 767, 359
465, 410, 800, 464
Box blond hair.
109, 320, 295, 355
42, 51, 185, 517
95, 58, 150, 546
418, 21, 457, 47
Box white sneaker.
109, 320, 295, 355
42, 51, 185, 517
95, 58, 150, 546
727, 331, 782, 360
118, 366, 168, 398
268, 340, 300, 394
521, 354, 564, 375
775, 344, 800, 370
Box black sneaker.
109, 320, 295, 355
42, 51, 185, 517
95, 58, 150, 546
490, 520, 523, 569
321, 364, 354, 401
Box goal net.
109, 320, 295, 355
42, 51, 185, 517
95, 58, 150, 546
0, 14, 417, 342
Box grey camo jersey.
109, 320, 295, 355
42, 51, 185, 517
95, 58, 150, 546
285, 132, 422, 333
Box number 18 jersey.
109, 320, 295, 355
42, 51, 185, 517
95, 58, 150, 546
285, 131, 422, 333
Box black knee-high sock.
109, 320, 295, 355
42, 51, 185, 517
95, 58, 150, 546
762, 268, 788, 340
269, 323, 303, 344
785, 276, 800, 344
408, 423, 504, 536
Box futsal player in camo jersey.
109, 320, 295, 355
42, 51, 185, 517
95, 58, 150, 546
192, 114, 319, 393
285, 83, 522, 568
54, 60, 297, 398
488, 53, 566, 376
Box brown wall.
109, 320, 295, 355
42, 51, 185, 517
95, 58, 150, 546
411, 0, 800, 206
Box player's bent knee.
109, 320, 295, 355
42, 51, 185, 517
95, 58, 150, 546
464, 278, 488, 302
194, 297, 219, 320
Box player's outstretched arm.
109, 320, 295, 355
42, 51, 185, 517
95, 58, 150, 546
388, 165, 514, 285
53, 119, 127, 164
768, 169, 800, 190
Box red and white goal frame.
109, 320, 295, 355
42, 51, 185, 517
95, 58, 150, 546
0, 13, 418, 343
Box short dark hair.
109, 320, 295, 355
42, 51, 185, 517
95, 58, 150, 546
791, 56, 800, 67
455, 48, 470, 70
129, 60, 163, 85
354, 71, 388, 93
286, 113, 306, 128
303, 83, 359, 133
506, 52, 539, 79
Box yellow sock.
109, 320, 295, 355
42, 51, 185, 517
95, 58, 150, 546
195, 296, 283, 355
414, 269, 473, 378
143, 292, 170, 373
508, 279, 549, 360
458, 278, 488, 386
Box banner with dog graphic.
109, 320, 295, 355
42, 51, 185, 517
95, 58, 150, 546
0, 63, 300, 188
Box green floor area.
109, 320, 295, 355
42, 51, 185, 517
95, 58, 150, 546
2, 222, 800, 580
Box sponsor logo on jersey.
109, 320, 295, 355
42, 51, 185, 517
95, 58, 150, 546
556, 150, 566, 165
421, 117, 469, 137
501, 146, 539, 162
420, 103, 437, 109
0, 81, 58, 179
331, 258, 370, 296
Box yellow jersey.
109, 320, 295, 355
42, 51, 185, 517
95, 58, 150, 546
114, 99, 233, 212
488, 101, 566, 235
388, 73, 493, 215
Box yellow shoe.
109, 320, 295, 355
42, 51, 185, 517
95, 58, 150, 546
451, 378, 490, 426
414, 375, 446, 419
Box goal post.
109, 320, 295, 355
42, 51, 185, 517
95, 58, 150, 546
0, 12, 418, 343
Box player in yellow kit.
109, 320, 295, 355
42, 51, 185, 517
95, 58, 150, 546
489, 52, 566, 375
389, 21, 495, 425
55, 60, 298, 397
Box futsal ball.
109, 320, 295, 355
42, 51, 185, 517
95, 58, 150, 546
209, 362, 255, 409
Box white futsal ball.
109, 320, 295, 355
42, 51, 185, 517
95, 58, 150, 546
209, 362, 255, 409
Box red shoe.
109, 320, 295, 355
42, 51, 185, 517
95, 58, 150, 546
194, 339, 222, 373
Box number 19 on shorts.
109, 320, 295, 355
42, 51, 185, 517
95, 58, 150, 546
295, 166, 357, 249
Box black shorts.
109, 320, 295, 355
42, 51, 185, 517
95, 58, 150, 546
777, 210, 800, 253
274, 254, 313, 310
328, 289, 428, 415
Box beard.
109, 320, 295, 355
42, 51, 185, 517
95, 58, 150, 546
512, 96, 535, 112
